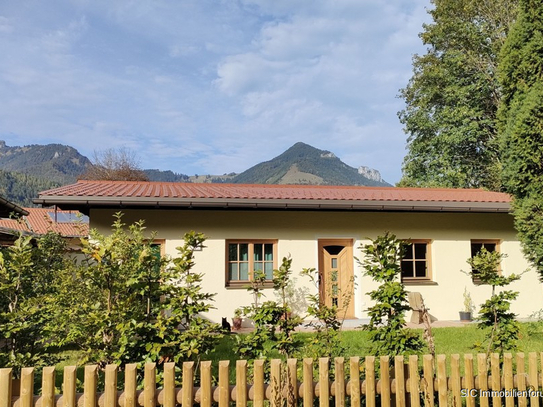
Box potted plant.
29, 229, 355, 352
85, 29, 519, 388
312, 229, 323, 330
232, 308, 243, 330
459, 288, 475, 322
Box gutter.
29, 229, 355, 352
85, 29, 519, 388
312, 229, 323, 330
0, 196, 28, 217
34, 196, 511, 213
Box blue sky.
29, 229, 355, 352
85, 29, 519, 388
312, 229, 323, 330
0, 0, 431, 184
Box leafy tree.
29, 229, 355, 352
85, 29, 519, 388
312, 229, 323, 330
0, 232, 70, 376
361, 233, 424, 356
399, 0, 518, 189
80, 148, 149, 181
49, 214, 222, 371
468, 249, 521, 354
498, 0, 543, 277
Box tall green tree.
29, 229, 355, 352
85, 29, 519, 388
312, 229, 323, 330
498, 0, 543, 276
399, 0, 518, 189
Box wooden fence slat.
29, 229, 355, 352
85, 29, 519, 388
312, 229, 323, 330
63, 366, 76, 407
0, 369, 12, 407
123, 364, 137, 407
504, 353, 514, 407
477, 354, 489, 407
450, 354, 461, 407
491, 353, 502, 407
163, 363, 175, 407
409, 355, 420, 407
319, 358, 329, 407
20, 367, 34, 407
104, 364, 118, 407
395, 356, 406, 407
144, 363, 156, 407
42, 367, 56, 407
517, 353, 527, 407
464, 354, 475, 407
236, 360, 247, 407
303, 359, 314, 407
349, 357, 360, 407
271, 359, 282, 407
200, 361, 212, 407
287, 359, 297, 407
365, 356, 376, 407
253, 360, 265, 407
436, 355, 447, 407
335, 358, 345, 407
182, 362, 195, 407
380, 356, 391, 407
219, 360, 230, 407
422, 355, 434, 407
529, 353, 539, 407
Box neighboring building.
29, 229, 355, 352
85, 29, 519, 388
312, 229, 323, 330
35, 180, 542, 323
0, 207, 89, 248
0, 195, 29, 245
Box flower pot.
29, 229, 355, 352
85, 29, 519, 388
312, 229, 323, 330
232, 317, 243, 330
459, 311, 472, 322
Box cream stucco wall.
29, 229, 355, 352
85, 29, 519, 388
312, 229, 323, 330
90, 209, 543, 323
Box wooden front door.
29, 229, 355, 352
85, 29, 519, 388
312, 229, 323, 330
318, 239, 355, 319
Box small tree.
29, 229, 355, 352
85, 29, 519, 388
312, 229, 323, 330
80, 147, 149, 181
361, 233, 424, 356
467, 248, 521, 355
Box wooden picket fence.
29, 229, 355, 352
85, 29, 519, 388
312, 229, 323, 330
2, 353, 543, 407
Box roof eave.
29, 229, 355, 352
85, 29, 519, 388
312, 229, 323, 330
34, 196, 511, 213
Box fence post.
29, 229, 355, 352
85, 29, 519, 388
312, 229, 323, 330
365, 356, 376, 407
319, 358, 329, 407
105, 364, 118, 407
450, 354, 461, 406
302, 358, 314, 407
335, 358, 345, 407
124, 364, 137, 407
517, 353, 527, 407
528, 353, 539, 407
163, 363, 176, 407
218, 360, 230, 407
380, 356, 391, 407
0, 369, 11, 407
464, 354, 475, 407
394, 356, 406, 407
84, 365, 98, 407
42, 367, 56, 407
144, 363, 156, 407
21, 367, 34, 407
63, 366, 77, 407
236, 360, 247, 407
200, 361, 212, 407
287, 358, 297, 407
421, 355, 434, 407
349, 357, 360, 407
253, 359, 265, 407
477, 354, 489, 407
182, 362, 195, 407
409, 355, 420, 407
436, 355, 447, 407
270, 359, 282, 407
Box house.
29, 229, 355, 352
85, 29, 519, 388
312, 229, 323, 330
0, 195, 29, 245
35, 180, 542, 323
0, 207, 89, 249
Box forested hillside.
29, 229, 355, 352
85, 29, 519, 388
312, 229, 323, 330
0, 170, 59, 207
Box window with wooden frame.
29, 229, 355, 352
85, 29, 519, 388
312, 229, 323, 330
470, 239, 501, 284
401, 240, 432, 283
226, 240, 277, 287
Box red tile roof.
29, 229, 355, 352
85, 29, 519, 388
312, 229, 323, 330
35, 180, 511, 212
0, 208, 89, 237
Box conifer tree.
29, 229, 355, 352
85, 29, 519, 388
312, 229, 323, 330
498, 0, 543, 276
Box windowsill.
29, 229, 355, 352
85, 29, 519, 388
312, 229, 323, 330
402, 280, 438, 286
225, 282, 274, 289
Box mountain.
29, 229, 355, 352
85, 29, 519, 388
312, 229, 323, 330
0, 169, 60, 207
0, 140, 91, 184
232, 142, 390, 186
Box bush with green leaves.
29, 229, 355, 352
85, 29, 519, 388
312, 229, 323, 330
50, 213, 222, 371
0, 232, 71, 376
468, 248, 521, 355
236, 257, 302, 360
361, 232, 425, 356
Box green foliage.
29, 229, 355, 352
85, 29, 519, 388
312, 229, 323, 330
361, 233, 425, 356
232, 142, 389, 186
467, 249, 521, 355
300, 267, 344, 359
50, 213, 222, 372
236, 257, 302, 360
498, 0, 543, 278
0, 232, 70, 376
399, 0, 518, 189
